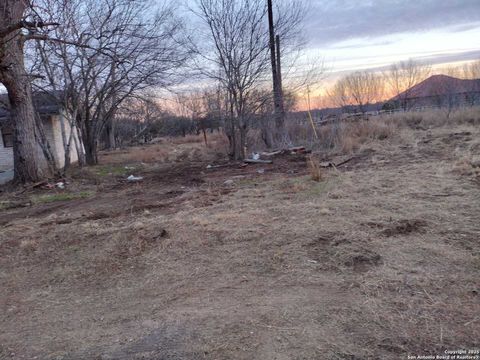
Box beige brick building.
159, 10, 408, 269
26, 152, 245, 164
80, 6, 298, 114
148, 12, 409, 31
0, 93, 81, 171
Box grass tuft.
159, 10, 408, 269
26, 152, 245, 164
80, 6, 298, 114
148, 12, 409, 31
33, 191, 92, 204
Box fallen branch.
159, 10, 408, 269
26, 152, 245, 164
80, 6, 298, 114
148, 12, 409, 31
244, 159, 273, 164
261, 150, 285, 157
335, 157, 354, 167
318, 157, 354, 168
261, 147, 308, 157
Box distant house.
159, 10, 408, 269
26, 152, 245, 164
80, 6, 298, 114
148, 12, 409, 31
389, 75, 480, 110
0, 93, 81, 171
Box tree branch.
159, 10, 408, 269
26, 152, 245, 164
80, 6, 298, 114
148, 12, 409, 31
0, 20, 59, 38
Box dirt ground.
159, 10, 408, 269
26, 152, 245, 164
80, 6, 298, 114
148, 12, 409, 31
0, 121, 479, 359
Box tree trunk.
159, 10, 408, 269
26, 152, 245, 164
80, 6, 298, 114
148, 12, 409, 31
84, 140, 97, 165
239, 121, 247, 160
226, 117, 236, 159
35, 114, 59, 176
63, 119, 75, 174
105, 61, 117, 150
104, 118, 116, 149
72, 124, 86, 167
202, 127, 208, 147
0, 35, 49, 183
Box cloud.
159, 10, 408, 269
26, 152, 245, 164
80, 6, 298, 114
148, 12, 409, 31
305, 0, 480, 45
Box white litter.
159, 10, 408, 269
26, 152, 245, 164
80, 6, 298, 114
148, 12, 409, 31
127, 175, 143, 182
56, 182, 65, 189
252, 152, 260, 160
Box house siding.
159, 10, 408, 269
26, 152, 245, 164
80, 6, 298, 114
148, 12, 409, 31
0, 113, 81, 171
44, 113, 80, 168
0, 128, 14, 171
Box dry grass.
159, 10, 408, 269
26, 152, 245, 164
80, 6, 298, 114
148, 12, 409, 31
165, 132, 227, 145
0, 111, 479, 359
337, 119, 397, 153
282, 107, 480, 157
307, 154, 323, 182
98, 132, 229, 167
377, 107, 480, 128
283, 114, 398, 155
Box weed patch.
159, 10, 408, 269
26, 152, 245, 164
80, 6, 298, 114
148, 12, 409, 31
94, 165, 129, 177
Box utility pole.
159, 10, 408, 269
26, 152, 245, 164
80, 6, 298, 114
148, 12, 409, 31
267, 0, 285, 137
306, 86, 318, 140
276, 34, 285, 115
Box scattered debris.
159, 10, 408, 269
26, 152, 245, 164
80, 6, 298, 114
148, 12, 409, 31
257, 169, 265, 174
127, 175, 144, 182
42, 183, 55, 190
223, 179, 235, 186
261, 147, 309, 158
32, 180, 49, 189
56, 182, 65, 189
252, 152, 260, 160
289, 146, 308, 154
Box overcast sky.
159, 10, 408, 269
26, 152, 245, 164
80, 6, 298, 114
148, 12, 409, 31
302, 0, 480, 73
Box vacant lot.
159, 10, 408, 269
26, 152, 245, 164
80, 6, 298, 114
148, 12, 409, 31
1, 115, 479, 359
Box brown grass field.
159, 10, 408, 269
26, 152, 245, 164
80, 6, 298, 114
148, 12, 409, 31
0, 110, 479, 359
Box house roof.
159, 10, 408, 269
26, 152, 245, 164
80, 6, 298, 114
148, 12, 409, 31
390, 75, 480, 101
0, 91, 63, 125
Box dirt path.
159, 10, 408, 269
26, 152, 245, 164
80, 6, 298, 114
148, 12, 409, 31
0, 125, 479, 359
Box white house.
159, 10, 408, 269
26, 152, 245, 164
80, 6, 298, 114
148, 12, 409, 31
0, 93, 81, 171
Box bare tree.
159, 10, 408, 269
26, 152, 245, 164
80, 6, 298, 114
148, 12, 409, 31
386, 59, 431, 111
328, 77, 350, 112
115, 95, 166, 145
329, 71, 384, 114
190, 0, 304, 159
31, 0, 190, 165
462, 60, 480, 80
